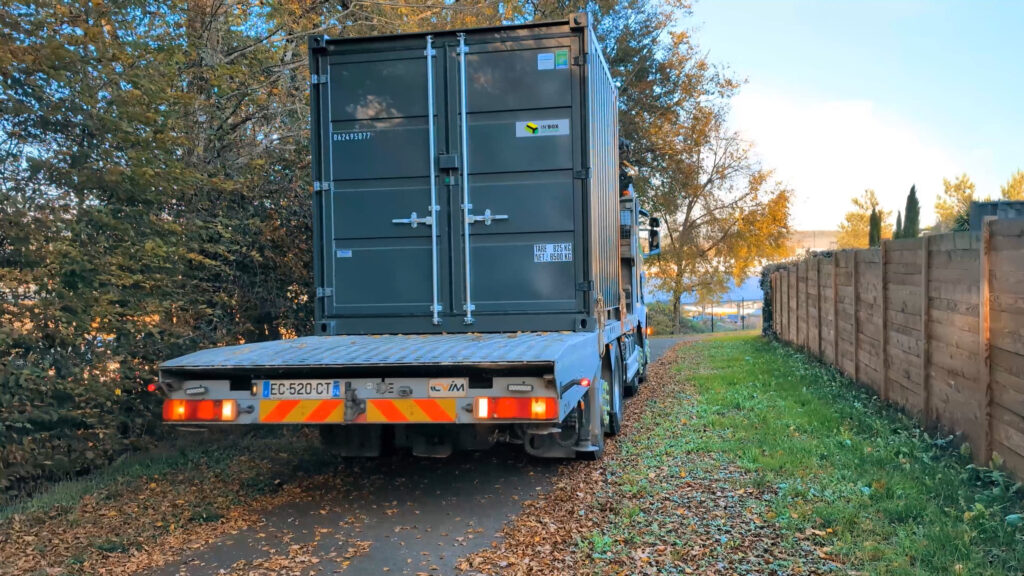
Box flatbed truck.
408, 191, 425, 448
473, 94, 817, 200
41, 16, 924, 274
158, 14, 659, 459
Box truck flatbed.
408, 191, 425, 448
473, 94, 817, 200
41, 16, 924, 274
161, 332, 596, 371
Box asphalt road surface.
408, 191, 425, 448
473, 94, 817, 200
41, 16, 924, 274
154, 336, 686, 575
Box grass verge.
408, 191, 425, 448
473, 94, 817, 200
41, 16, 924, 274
462, 334, 1023, 576
676, 334, 1024, 575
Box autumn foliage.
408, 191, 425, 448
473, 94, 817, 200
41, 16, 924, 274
0, 0, 533, 499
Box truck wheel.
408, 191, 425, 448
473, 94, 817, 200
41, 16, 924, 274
638, 339, 650, 383
606, 344, 624, 436
624, 369, 640, 398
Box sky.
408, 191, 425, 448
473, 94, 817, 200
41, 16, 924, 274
692, 0, 1024, 231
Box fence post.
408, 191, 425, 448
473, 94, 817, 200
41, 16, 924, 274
852, 251, 859, 382
804, 260, 810, 351
981, 218, 993, 462
832, 255, 839, 366
790, 267, 796, 343
780, 270, 786, 341
796, 261, 801, 347
817, 256, 823, 358
800, 261, 806, 349
794, 261, 802, 350
778, 270, 786, 340
921, 235, 931, 425
770, 273, 776, 334
880, 241, 888, 401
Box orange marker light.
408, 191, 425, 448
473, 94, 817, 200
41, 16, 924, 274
531, 397, 554, 419
162, 399, 238, 422
474, 397, 557, 420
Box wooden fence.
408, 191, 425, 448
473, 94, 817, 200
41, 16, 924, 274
768, 219, 1024, 478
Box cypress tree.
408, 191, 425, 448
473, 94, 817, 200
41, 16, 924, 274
869, 207, 881, 247
903, 185, 920, 238
895, 211, 903, 239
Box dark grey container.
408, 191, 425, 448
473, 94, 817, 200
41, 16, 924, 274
309, 13, 619, 335
969, 200, 1024, 231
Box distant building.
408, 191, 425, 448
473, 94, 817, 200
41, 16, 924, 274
969, 201, 1024, 230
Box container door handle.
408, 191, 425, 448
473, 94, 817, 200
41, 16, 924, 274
391, 211, 434, 228
467, 208, 509, 226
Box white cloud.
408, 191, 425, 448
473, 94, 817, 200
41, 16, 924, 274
729, 84, 993, 230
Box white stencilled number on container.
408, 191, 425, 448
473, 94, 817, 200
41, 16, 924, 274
332, 131, 374, 142
534, 243, 573, 263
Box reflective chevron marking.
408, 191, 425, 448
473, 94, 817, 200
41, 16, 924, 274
366, 399, 457, 422
259, 399, 344, 423
259, 398, 457, 423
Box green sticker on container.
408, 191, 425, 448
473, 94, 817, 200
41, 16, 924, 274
555, 49, 569, 69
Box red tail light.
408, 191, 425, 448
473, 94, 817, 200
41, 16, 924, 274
163, 399, 237, 422
474, 397, 557, 420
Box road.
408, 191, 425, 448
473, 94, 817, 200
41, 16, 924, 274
155, 336, 686, 575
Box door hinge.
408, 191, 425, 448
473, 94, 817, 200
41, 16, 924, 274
316, 287, 334, 298
310, 73, 328, 85
573, 55, 587, 66
577, 280, 594, 292
313, 181, 330, 191
574, 169, 591, 180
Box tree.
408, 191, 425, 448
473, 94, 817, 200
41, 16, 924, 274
0, 0, 526, 496
894, 211, 903, 240
935, 173, 976, 232
1001, 170, 1024, 200
869, 207, 882, 247
902, 185, 921, 238
588, 1, 793, 331
836, 190, 892, 249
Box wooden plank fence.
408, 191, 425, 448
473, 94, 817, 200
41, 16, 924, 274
768, 220, 1024, 478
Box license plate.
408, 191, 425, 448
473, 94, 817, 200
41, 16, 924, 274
259, 379, 342, 399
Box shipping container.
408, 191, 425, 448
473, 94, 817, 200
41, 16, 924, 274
309, 14, 620, 335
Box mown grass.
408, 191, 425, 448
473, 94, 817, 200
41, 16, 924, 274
678, 334, 1024, 575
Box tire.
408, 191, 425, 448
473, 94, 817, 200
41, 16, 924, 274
638, 339, 649, 384
624, 369, 640, 397
606, 344, 624, 436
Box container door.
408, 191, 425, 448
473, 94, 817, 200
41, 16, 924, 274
448, 39, 583, 320
323, 44, 449, 320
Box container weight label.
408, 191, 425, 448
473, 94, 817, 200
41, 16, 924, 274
534, 243, 573, 262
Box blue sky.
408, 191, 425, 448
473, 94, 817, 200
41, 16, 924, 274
692, 0, 1023, 230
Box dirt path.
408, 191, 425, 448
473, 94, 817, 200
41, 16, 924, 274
147, 338, 694, 575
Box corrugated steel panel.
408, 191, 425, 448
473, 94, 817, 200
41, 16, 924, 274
585, 25, 620, 312
161, 332, 595, 369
